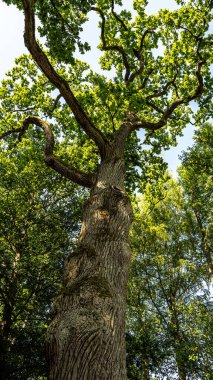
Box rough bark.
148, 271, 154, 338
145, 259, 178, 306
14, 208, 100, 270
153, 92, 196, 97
46, 156, 133, 380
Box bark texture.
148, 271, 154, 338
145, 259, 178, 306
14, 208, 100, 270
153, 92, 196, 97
46, 157, 133, 380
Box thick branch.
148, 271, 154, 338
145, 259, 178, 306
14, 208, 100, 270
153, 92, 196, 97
128, 30, 154, 84
131, 59, 205, 132
127, 59, 144, 84
114, 113, 139, 152
21, 0, 108, 159
92, 6, 131, 81
0, 116, 95, 188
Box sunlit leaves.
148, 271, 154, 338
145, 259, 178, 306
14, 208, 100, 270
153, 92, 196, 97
35, 0, 97, 63
127, 172, 212, 378
178, 123, 213, 282
1, 1, 212, 176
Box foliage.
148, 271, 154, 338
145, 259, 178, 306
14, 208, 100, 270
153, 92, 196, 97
0, 0, 212, 191
0, 140, 85, 379
178, 123, 213, 282
0, 0, 212, 378
127, 167, 213, 378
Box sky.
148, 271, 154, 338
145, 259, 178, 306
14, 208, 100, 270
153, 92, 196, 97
0, 0, 197, 176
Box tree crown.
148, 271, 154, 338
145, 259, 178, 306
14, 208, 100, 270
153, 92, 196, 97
0, 0, 212, 188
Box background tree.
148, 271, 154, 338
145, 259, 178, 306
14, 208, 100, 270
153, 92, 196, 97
0, 122, 85, 379
127, 160, 213, 379
0, 0, 212, 378
178, 123, 213, 282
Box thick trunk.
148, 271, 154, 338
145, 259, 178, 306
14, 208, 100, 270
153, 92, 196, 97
46, 158, 133, 380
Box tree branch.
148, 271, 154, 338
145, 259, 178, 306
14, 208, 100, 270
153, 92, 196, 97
146, 101, 164, 114
146, 73, 178, 100
140, 68, 155, 90
49, 0, 76, 35
128, 30, 154, 83
110, 0, 129, 31
48, 93, 62, 115
0, 116, 95, 188
131, 59, 205, 132
92, 6, 131, 81
142, 264, 169, 326
93, 5, 154, 85
21, 0, 109, 159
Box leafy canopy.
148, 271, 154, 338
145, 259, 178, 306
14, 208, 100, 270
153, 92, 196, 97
0, 1, 212, 192
128, 170, 213, 379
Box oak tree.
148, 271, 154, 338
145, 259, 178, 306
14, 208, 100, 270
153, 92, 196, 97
0, 0, 213, 378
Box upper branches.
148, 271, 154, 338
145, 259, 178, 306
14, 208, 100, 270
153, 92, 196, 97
21, 0, 109, 160
0, 116, 95, 188
91, 6, 131, 82
91, 5, 153, 84
91, 1, 211, 144
1, 0, 211, 173
128, 29, 154, 83
129, 58, 205, 133
110, 0, 128, 32
114, 52, 205, 147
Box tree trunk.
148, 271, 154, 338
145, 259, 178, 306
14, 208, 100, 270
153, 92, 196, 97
46, 157, 133, 380
193, 207, 213, 283
141, 351, 151, 380
172, 321, 187, 380
176, 357, 187, 380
